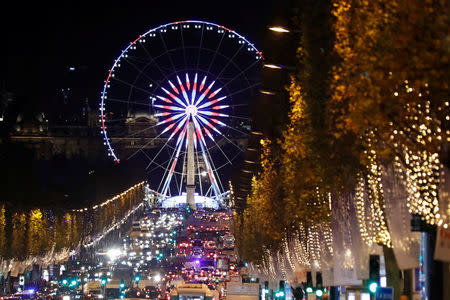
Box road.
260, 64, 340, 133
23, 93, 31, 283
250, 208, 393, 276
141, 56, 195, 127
17, 206, 246, 300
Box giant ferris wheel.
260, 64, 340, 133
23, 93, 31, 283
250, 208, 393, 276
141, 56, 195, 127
99, 20, 263, 207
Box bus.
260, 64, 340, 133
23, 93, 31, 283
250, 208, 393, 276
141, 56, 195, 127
170, 284, 214, 300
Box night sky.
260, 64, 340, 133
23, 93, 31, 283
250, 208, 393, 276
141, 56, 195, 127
6, 1, 279, 106
4, 1, 289, 205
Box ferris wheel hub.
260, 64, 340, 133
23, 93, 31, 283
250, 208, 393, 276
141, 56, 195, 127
186, 105, 198, 117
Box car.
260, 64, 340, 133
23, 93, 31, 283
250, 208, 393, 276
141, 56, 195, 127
192, 248, 202, 257
143, 286, 160, 300
204, 241, 216, 250
191, 239, 203, 248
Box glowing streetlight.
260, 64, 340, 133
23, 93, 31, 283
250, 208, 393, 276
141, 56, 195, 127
260, 90, 276, 95
269, 26, 290, 33
107, 248, 122, 261
264, 64, 283, 69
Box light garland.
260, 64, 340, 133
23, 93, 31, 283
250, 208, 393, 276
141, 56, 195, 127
355, 176, 373, 245
277, 251, 287, 280
390, 86, 449, 228
84, 202, 144, 248
307, 225, 321, 269
355, 131, 392, 247
283, 238, 296, 274
322, 223, 334, 256
71, 181, 145, 212
294, 225, 311, 268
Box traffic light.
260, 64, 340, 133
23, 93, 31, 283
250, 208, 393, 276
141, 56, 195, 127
315, 289, 323, 298
119, 281, 125, 289
70, 279, 78, 287
315, 272, 323, 298
275, 280, 285, 299
134, 274, 141, 284
369, 282, 378, 293
100, 276, 107, 286
368, 255, 380, 294
262, 281, 269, 296
305, 272, 313, 293
61, 278, 69, 286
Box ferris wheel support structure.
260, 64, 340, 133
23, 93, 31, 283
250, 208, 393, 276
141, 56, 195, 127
186, 121, 196, 210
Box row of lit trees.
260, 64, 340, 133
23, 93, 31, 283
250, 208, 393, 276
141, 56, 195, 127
236, 0, 449, 271
0, 182, 145, 260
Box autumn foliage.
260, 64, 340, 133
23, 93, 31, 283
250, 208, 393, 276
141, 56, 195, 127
236, 0, 449, 263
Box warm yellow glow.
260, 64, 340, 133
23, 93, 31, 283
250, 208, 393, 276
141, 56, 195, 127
71, 181, 145, 212
269, 26, 290, 33
264, 64, 283, 69
260, 90, 276, 95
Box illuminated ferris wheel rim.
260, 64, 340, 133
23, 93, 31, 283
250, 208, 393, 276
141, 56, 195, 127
99, 20, 264, 164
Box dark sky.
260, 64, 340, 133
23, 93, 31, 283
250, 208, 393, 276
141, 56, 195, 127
6, 1, 280, 106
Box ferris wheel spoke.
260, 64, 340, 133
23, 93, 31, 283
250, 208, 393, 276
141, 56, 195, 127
121, 56, 160, 87
160, 129, 187, 196
220, 58, 261, 90
194, 115, 244, 152
202, 139, 225, 193
159, 31, 177, 74
102, 117, 129, 123
223, 123, 249, 137
179, 149, 187, 196
225, 114, 251, 121
116, 122, 162, 139
179, 26, 187, 71
214, 43, 245, 80
214, 129, 246, 152
138, 41, 172, 83
145, 133, 176, 170
126, 129, 167, 160
150, 157, 171, 173
206, 31, 226, 74
110, 76, 157, 97
161, 44, 256, 89
207, 134, 233, 165
196, 25, 205, 72
226, 81, 262, 98
215, 150, 242, 171
166, 146, 180, 195
106, 97, 153, 107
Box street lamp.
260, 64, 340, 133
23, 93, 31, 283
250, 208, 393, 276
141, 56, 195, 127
263, 64, 283, 69
268, 26, 290, 33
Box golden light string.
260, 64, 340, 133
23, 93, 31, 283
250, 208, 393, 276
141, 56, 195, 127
355, 175, 373, 246
364, 131, 392, 247
283, 238, 296, 274
71, 181, 145, 212
390, 85, 449, 228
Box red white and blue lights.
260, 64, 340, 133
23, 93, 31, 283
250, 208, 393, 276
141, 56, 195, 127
156, 73, 226, 198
